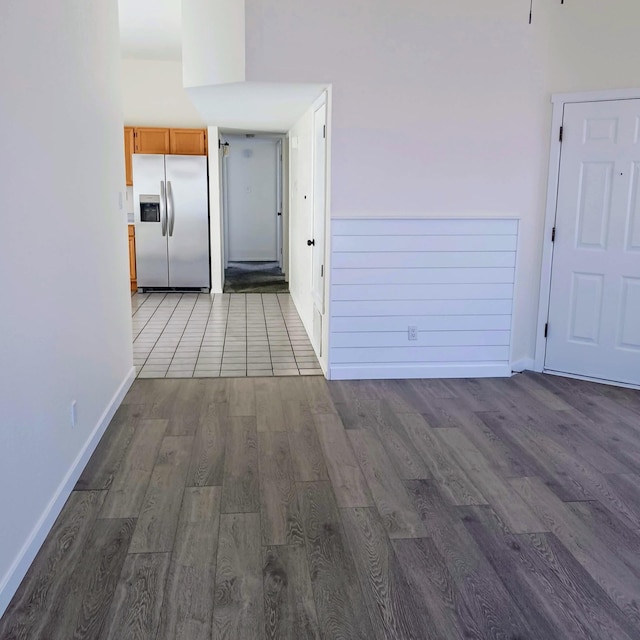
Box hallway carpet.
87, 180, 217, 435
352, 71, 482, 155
224, 261, 288, 293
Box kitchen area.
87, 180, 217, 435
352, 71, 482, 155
124, 126, 208, 292
124, 124, 322, 378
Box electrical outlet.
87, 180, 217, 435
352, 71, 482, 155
71, 400, 77, 428
408, 326, 418, 341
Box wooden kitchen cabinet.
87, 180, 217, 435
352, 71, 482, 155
170, 128, 208, 155
124, 127, 134, 186
128, 225, 137, 292
125, 126, 208, 186
134, 127, 171, 154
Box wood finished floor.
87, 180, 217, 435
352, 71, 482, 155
2, 372, 640, 639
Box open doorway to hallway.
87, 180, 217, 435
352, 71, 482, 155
220, 132, 288, 294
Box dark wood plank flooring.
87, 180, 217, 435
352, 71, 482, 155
2, 372, 640, 639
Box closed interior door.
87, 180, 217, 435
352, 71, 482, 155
166, 155, 210, 288
310, 103, 327, 354
225, 136, 278, 262
546, 99, 640, 385
276, 139, 284, 271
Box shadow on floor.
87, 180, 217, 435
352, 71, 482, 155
224, 261, 288, 293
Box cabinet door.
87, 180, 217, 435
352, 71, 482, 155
124, 127, 134, 186
135, 127, 171, 154
128, 225, 137, 291
170, 128, 207, 155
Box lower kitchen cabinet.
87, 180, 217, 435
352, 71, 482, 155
128, 224, 137, 292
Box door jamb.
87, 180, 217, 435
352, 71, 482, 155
534, 87, 640, 372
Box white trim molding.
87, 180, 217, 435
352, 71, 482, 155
0, 367, 136, 618
534, 87, 640, 372
511, 357, 535, 373
330, 363, 512, 380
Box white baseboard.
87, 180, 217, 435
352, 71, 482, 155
329, 362, 511, 380
511, 357, 535, 373
0, 366, 136, 618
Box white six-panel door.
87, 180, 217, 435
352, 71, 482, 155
546, 99, 640, 385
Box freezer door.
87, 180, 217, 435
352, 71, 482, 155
165, 155, 210, 288
132, 154, 169, 287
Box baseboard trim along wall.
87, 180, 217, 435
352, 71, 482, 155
330, 362, 512, 380
511, 357, 535, 373
0, 367, 136, 618
329, 217, 519, 380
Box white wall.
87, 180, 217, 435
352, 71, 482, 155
288, 105, 315, 340
121, 58, 205, 127
0, 0, 134, 616
182, 0, 246, 88
224, 135, 278, 261
244, 0, 640, 368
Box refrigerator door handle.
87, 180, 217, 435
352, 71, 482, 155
160, 180, 167, 237
167, 180, 176, 236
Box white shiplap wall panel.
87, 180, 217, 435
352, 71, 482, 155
331, 330, 510, 348
332, 251, 516, 269
332, 299, 514, 317
332, 283, 514, 301
329, 218, 518, 379
333, 218, 518, 236
332, 267, 515, 285
331, 345, 511, 364
332, 235, 517, 253
331, 314, 512, 332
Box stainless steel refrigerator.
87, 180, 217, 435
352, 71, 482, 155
133, 154, 210, 291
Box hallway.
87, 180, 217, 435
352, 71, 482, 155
132, 292, 321, 378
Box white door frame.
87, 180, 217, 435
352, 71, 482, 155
534, 87, 640, 373
313, 89, 332, 374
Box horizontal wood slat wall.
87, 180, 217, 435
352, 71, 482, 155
329, 218, 518, 380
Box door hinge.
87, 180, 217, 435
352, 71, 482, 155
559, 126, 563, 142
323, 125, 326, 139
544, 323, 549, 338
321, 264, 324, 277
551, 227, 556, 242
277, 211, 282, 217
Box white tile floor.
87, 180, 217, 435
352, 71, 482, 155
131, 292, 323, 378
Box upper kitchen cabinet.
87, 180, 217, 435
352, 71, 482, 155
170, 128, 207, 155
124, 127, 134, 186
134, 127, 171, 154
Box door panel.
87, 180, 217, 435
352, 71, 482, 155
626, 163, 640, 250
576, 162, 613, 249
276, 139, 284, 271
170, 129, 207, 155
135, 127, 170, 154
567, 273, 603, 344
546, 99, 640, 385
311, 104, 326, 315
165, 155, 210, 288
618, 277, 640, 350
132, 154, 169, 287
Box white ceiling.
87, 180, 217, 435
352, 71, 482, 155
118, 0, 182, 60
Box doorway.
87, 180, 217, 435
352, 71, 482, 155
221, 133, 288, 294
538, 93, 640, 386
